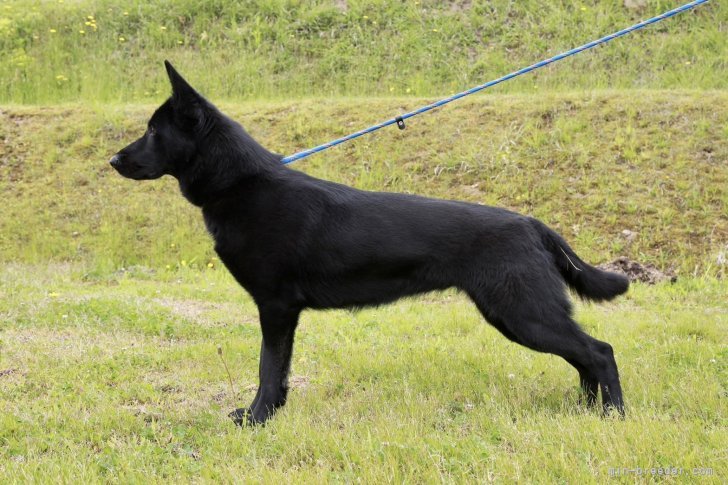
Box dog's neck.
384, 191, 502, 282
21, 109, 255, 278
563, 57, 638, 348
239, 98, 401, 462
176, 120, 284, 207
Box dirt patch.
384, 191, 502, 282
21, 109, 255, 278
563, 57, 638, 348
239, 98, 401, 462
121, 403, 165, 423
598, 257, 677, 285
289, 375, 311, 389
154, 298, 253, 327
624, 0, 647, 10
155, 298, 214, 321
450, 0, 473, 13
0, 368, 18, 378
334, 0, 348, 13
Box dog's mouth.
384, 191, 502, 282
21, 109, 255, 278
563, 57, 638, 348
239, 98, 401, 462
109, 154, 163, 180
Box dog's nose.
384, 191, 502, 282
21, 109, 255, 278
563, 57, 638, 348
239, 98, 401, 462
109, 154, 122, 168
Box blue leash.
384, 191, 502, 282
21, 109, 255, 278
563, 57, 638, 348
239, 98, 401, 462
281, 0, 709, 165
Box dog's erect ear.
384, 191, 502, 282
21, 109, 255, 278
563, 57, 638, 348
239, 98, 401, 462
164, 60, 199, 101
164, 60, 205, 124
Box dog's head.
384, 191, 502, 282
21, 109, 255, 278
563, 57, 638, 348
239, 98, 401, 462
110, 61, 212, 180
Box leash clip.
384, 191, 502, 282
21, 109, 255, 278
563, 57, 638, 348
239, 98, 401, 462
395, 115, 406, 130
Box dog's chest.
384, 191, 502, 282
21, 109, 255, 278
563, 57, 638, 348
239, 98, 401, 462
203, 215, 252, 253
203, 217, 222, 240
202, 212, 263, 275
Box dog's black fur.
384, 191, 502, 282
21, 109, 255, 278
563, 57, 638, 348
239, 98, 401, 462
111, 61, 629, 425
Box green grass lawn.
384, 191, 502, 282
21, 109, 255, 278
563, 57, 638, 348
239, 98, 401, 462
0, 265, 725, 482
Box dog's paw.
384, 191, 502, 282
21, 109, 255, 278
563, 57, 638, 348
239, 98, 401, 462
602, 403, 626, 419
228, 408, 252, 427
576, 393, 598, 409
229, 407, 269, 427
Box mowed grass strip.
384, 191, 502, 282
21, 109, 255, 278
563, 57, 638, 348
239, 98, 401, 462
0, 264, 725, 482
1, 91, 726, 274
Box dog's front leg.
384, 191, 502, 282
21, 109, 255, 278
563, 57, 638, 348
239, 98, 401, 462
230, 303, 300, 426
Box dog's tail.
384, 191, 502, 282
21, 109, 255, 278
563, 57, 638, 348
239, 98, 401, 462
531, 218, 629, 302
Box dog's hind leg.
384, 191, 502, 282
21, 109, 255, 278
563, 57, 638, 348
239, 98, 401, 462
565, 358, 599, 407
514, 316, 623, 415
230, 303, 301, 426
470, 290, 623, 415
586, 338, 624, 415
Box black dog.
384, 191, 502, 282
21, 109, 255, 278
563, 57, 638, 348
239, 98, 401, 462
111, 61, 628, 425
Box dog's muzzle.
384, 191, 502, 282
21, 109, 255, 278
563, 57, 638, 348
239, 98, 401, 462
109, 154, 122, 168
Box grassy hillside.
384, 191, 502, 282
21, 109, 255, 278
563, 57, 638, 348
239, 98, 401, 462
0, 0, 724, 103
1, 91, 726, 275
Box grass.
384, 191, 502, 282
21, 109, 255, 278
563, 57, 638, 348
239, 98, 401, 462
0, 0, 725, 103
0, 264, 725, 482
1, 91, 726, 275
1, 0, 725, 481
